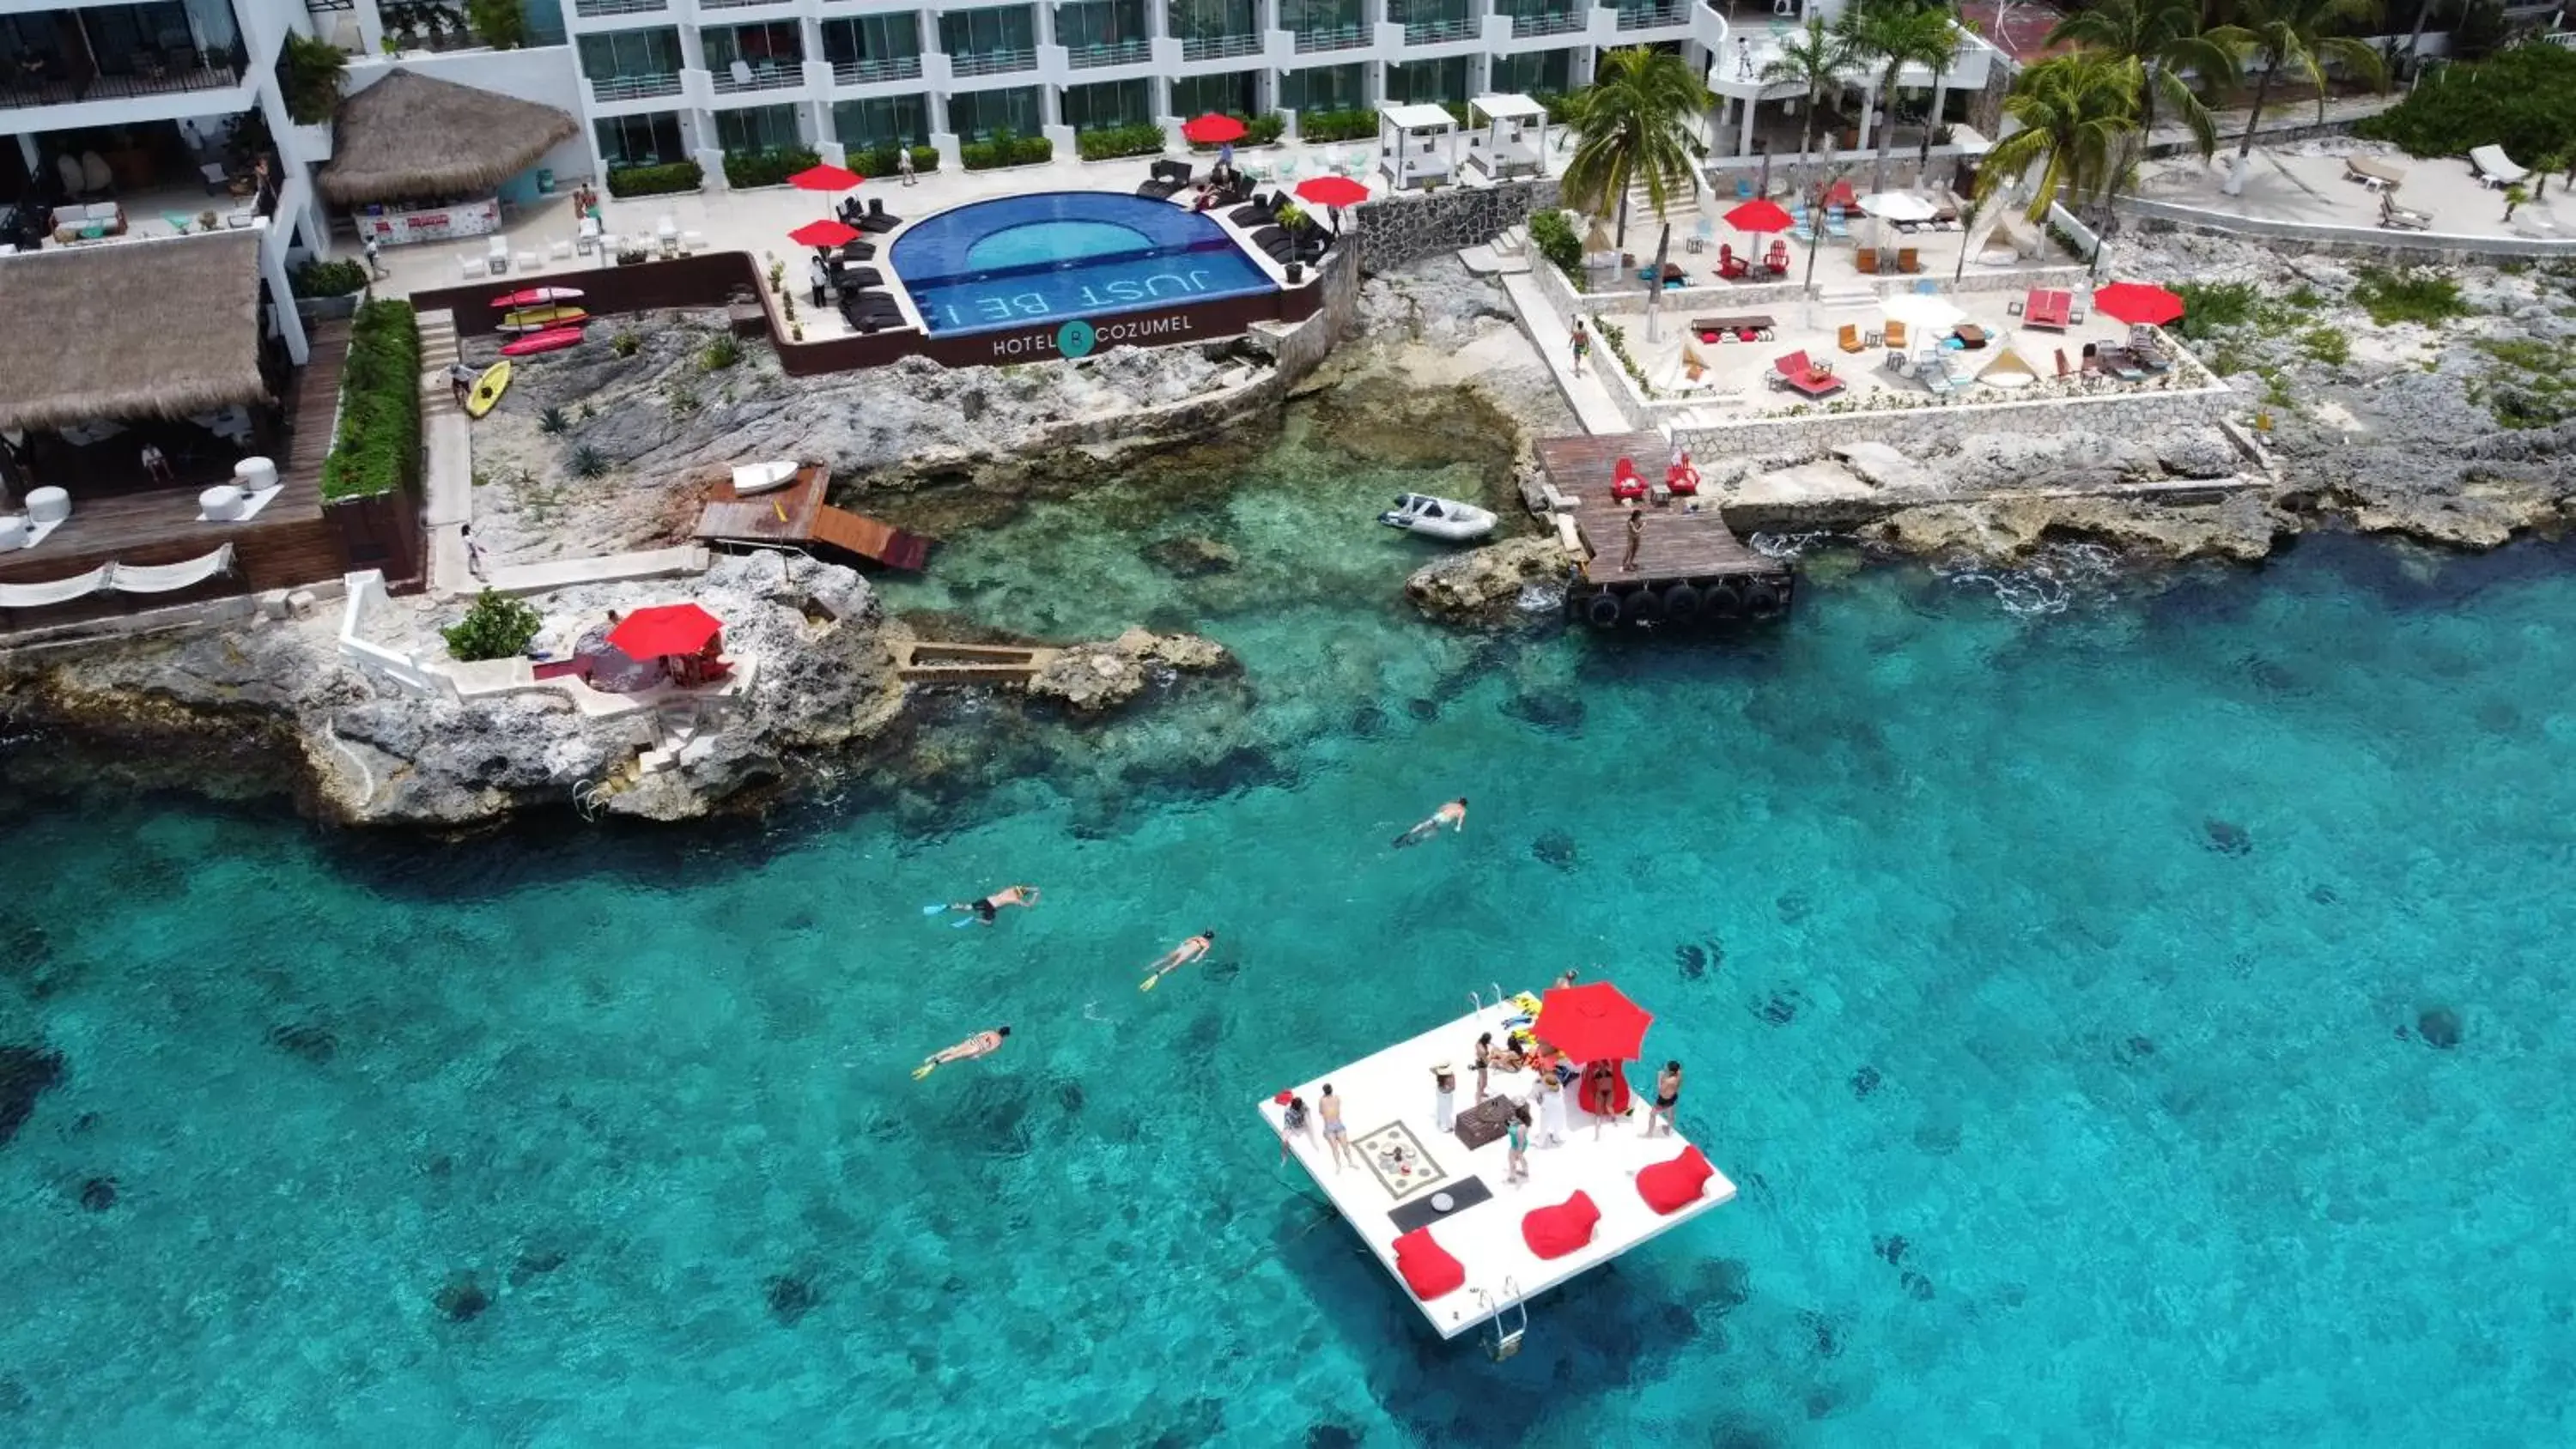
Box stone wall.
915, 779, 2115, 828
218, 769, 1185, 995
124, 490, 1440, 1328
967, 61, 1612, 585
1352, 179, 1561, 274
2120, 197, 2576, 264
1671, 380, 2239, 463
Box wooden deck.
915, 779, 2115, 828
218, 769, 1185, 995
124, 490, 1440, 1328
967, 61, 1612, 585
694, 464, 932, 571
1534, 432, 1787, 585
0, 322, 354, 618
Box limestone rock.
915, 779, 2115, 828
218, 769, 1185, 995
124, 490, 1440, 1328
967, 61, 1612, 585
1029, 627, 1231, 714
1864, 491, 2286, 563
1403, 535, 1565, 619
1831, 441, 1941, 494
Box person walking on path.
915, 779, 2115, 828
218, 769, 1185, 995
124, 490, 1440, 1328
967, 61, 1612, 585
1505, 1105, 1532, 1183
363, 233, 386, 279
896, 147, 917, 186
1139, 931, 1217, 991
447, 362, 477, 410
1319, 1082, 1353, 1171
461, 523, 487, 580
1571, 319, 1590, 376
1392, 797, 1467, 848
913, 1026, 1010, 1079
1623, 506, 1644, 572
1647, 1059, 1682, 1137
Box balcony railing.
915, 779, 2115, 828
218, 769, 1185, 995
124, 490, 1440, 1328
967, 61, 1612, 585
1400, 15, 1477, 42
831, 55, 925, 84
1178, 32, 1262, 61
590, 70, 684, 100
1614, 2, 1686, 27
1510, 9, 1585, 36
948, 46, 1037, 76
1066, 39, 1151, 67
702, 0, 792, 9
0, 41, 249, 107
1291, 24, 1368, 52
708, 62, 805, 93
574, 0, 667, 15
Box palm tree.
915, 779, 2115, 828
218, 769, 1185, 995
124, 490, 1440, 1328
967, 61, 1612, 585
1561, 46, 1714, 247
2211, 0, 2388, 195
1839, 0, 1961, 197
1761, 19, 1857, 197
1977, 51, 2142, 223
2045, 0, 2239, 158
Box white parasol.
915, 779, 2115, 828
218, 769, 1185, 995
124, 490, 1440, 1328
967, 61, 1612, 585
1880, 292, 1965, 334
1856, 191, 1938, 221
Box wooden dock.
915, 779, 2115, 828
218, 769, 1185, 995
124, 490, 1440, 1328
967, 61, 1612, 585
893, 640, 1062, 685
693, 464, 932, 571
1534, 432, 1793, 628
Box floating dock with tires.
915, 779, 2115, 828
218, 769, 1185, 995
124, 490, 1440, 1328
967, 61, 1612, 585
1534, 433, 1794, 630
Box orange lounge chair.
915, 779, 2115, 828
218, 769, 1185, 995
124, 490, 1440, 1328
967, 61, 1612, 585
1837, 323, 1865, 354
1884, 320, 1908, 350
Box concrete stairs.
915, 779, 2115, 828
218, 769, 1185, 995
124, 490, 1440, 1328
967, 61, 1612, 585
416, 309, 461, 421
1815, 285, 1880, 312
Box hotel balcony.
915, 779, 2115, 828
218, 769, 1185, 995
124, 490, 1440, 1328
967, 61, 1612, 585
0, 30, 250, 112
1401, 15, 1479, 43
830, 55, 926, 86
1065, 38, 1152, 69
587, 70, 686, 106
1510, 9, 1588, 37
947, 46, 1038, 78
1177, 31, 1263, 62
1291, 24, 1369, 52
572, 0, 668, 15
708, 63, 804, 94
1614, 1, 1689, 29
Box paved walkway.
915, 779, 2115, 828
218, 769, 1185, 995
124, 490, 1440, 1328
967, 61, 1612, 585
1501, 270, 1637, 436
482, 546, 712, 595
416, 310, 474, 597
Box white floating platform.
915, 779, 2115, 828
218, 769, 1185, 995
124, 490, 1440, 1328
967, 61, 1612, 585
1259, 994, 1736, 1340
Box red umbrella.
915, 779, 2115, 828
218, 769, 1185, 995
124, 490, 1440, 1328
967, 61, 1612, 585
1296, 175, 1369, 209
1182, 112, 1247, 145
1722, 199, 1793, 233
787, 219, 860, 250
2091, 281, 2186, 327
608, 603, 724, 658
787, 163, 863, 193
1533, 981, 1654, 1063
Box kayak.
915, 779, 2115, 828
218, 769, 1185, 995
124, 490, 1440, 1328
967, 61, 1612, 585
492, 286, 585, 308
499, 327, 586, 357
498, 305, 588, 334
465, 359, 511, 419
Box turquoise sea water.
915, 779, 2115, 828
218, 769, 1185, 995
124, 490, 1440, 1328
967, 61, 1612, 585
5, 407, 2576, 1445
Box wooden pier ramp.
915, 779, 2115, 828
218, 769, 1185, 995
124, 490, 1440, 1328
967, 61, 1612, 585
694, 464, 932, 571
1534, 432, 1794, 629
893, 640, 1063, 684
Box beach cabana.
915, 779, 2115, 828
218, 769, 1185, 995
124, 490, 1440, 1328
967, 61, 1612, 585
1376, 103, 1457, 192
319, 70, 580, 248
1978, 344, 2038, 389
1462, 94, 1548, 181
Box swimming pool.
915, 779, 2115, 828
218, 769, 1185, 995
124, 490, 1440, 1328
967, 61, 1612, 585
890, 191, 1275, 337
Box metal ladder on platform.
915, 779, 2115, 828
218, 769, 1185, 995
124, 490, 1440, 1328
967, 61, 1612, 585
1476, 1278, 1529, 1361
1464, 982, 1508, 1016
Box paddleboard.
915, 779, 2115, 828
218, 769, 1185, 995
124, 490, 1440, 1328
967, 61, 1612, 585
465, 360, 512, 419
498, 306, 588, 334
499, 327, 586, 357
492, 286, 585, 309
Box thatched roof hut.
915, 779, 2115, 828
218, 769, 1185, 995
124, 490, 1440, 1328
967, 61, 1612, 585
0, 230, 266, 433
318, 70, 580, 207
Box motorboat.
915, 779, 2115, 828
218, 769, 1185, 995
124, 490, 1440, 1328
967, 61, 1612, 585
1378, 493, 1497, 543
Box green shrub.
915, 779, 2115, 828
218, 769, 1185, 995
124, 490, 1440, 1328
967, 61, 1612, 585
441, 590, 543, 663
1528, 209, 1582, 282
700, 334, 742, 372
289, 257, 369, 298
723, 147, 823, 189
538, 405, 568, 434
1076, 122, 1166, 162
569, 444, 608, 478
961, 130, 1054, 170
319, 298, 419, 503
277, 33, 344, 125
847, 143, 939, 179
2169, 280, 2260, 341
465, 0, 525, 48
2352, 266, 2470, 326
2354, 42, 2576, 166
1297, 108, 1376, 143
1187, 113, 1286, 152
605, 160, 702, 197
2299, 326, 2350, 367
610, 330, 641, 357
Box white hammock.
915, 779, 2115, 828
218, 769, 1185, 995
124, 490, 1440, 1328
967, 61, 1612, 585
109, 544, 236, 595
0, 564, 112, 609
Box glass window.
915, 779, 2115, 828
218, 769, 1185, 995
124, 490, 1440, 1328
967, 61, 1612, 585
1279, 63, 1363, 114
519, 0, 566, 47
702, 21, 803, 71
1060, 78, 1150, 130
937, 5, 1036, 58
1490, 48, 1571, 95
947, 85, 1043, 140
1279, 0, 1363, 30
831, 96, 929, 150
1388, 0, 1470, 28
1166, 0, 1258, 40
820, 14, 922, 67
579, 28, 683, 82
1384, 57, 1466, 106
1169, 71, 1258, 118
1056, 0, 1147, 49
714, 103, 803, 155
595, 112, 685, 167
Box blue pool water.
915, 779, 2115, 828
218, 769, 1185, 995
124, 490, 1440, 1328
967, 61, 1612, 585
891, 191, 1274, 336
4, 409, 2575, 1443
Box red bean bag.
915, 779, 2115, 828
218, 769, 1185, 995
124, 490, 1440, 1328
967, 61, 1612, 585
1393, 1228, 1465, 1301
1636, 1144, 1716, 1216
1521, 1190, 1601, 1260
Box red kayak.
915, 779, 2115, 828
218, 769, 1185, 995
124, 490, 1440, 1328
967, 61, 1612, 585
492, 286, 585, 308
499, 326, 586, 357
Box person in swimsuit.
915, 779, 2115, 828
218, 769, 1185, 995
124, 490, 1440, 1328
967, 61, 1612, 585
1392, 797, 1468, 848
1505, 1104, 1532, 1183
1553, 968, 1579, 991
1139, 931, 1217, 991
1647, 1059, 1682, 1137
1279, 1094, 1313, 1161
946, 885, 1042, 924
1318, 1082, 1352, 1171
912, 1026, 1010, 1079
1473, 1033, 1494, 1102
1587, 1060, 1620, 1139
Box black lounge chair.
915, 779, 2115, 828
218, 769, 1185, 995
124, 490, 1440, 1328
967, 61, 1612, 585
1230, 191, 1279, 228
829, 265, 884, 292
837, 240, 876, 264
836, 197, 865, 226
1137, 158, 1193, 200
854, 196, 902, 233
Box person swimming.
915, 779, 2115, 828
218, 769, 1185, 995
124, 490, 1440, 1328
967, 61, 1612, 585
1139, 931, 1217, 991
943, 885, 1042, 925
1391, 797, 1467, 848
913, 1026, 1011, 1079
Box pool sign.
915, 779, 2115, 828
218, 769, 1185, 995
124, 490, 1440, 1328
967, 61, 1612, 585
1056, 319, 1097, 359
983, 310, 1200, 361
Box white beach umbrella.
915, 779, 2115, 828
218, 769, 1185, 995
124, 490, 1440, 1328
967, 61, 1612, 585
1856, 191, 1938, 221
1880, 292, 1965, 334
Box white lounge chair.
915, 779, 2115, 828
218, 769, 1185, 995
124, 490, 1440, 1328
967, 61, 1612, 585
2469, 144, 2529, 190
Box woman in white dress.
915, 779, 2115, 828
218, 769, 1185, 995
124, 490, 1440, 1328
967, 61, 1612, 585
1535, 1072, 1571, 1146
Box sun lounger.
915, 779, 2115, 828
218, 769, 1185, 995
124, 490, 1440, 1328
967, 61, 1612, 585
2344, 155, 2407, 192
2379, 194, 2432, 231
2021, 288, 2074, 330
2470, 144, 2529, 190
854, 197, 902, 233
1137, 158, 1193, 200
1771, 349, 1845, 397
1896, 247, 1922, 274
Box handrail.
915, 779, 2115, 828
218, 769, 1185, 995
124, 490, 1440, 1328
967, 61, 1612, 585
948, 45, 1037, 76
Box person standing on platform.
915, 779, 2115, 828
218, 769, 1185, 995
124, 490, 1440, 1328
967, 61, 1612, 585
1647, 1059, 1682, 1137
1473, 1033, 1494, 1102
1319, 1082, 1352, 1170
1624, 506, 1644, 572
1535, 1072, 1570, 1146
1505, 1104, 1532, 1183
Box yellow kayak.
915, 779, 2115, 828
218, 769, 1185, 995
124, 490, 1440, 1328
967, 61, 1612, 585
498, 305, 588, 334
465, 360, 511, 419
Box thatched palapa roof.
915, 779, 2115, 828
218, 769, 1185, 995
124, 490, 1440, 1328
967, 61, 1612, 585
318, 70, 579, 206
0, 229, 265, 433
